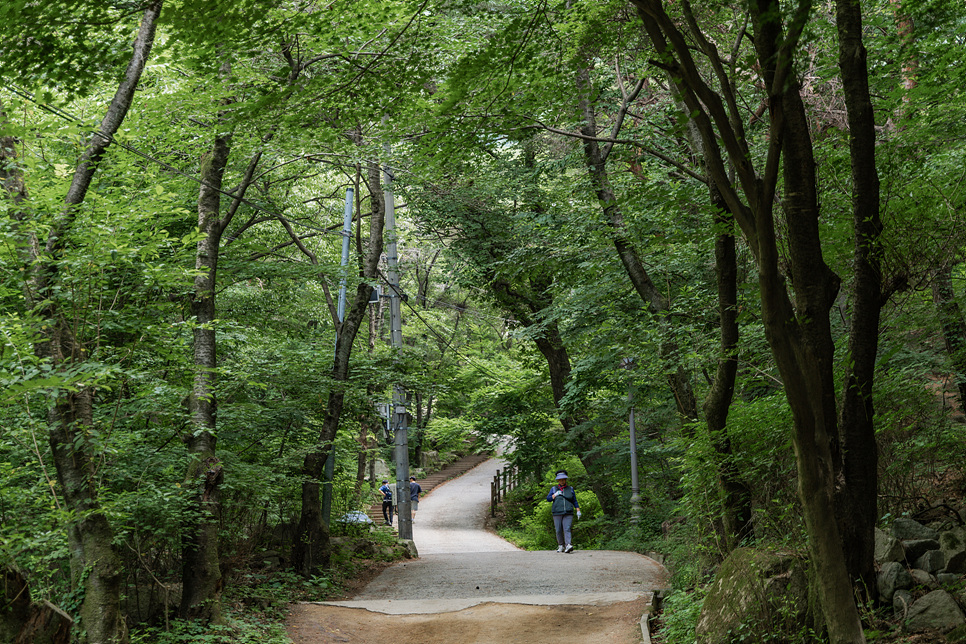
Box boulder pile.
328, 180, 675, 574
876, 514, 966, 636
693, 512, 966, 643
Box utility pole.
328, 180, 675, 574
384, 160, 412, 540
322, 187, 354, 526
620, 357, 642, 523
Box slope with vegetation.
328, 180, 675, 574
2, 0, 966, 642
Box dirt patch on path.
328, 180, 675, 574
285, 596, 650, 644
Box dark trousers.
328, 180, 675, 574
382, 500, 393, 524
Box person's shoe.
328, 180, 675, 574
556, 545, 564, 552
564, 544, 574, 553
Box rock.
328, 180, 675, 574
875, 528, 905, 563
904, 539, 941, 564
397, 539, 418, 558
948, 623, 966, 643
420, 450, 440, 469
938, 573, 961, 586
695, 548, 808, 644
940, 527, 966, 574
909, 568, 938, 588
878, 561, 912, 602
914, 549, 947, 574
893, 517, 940, 541
947, 551, 966, 575
893, 590, 913, 618
905, 589, 966, 633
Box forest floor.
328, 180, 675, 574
284, 458, 669, 643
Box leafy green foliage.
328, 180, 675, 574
4, 0, 966, 640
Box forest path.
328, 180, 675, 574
286, 458, 669, 643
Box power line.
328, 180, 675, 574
411, 293, 520, 325
376, 271, 510, 384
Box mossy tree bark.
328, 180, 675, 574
11, 4, 164, 641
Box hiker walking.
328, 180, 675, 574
409, 476, 422, 521
379, 479, 394, 526
547, 470, 580, 553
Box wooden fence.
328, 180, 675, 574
490, 464, 522, 517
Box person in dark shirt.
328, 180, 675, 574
409, 476, 422, 522
378, 480, 394, 526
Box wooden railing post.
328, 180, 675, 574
490, 479, 496, 517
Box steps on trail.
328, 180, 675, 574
366, 453, 493, 527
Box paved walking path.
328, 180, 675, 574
365, 452, 491, 525
323, 457, 668, 614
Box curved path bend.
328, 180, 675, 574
288, 458, 669, 642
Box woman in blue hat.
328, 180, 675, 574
547, 470, 581, 553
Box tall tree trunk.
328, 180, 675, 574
835, 0, 883, 598
752, 5, 861, 638
632, 1, 866, 639
703, 205, 752, 548
292, 158, 385, 576
180, 132, 231, 623
181, 107, 266, 618
17, 4, 163, 642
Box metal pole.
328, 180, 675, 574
621, 357, 642, 523
384, 159, 412, 541
322, 188, 355, 527
629, 384, 641, 524
337, 188, 353, 323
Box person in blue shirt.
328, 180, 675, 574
547, 470, 581, 553
379, 480, 394, 526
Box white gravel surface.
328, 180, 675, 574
322, 458, 669, 615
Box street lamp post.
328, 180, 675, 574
620, 358, 642, 523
